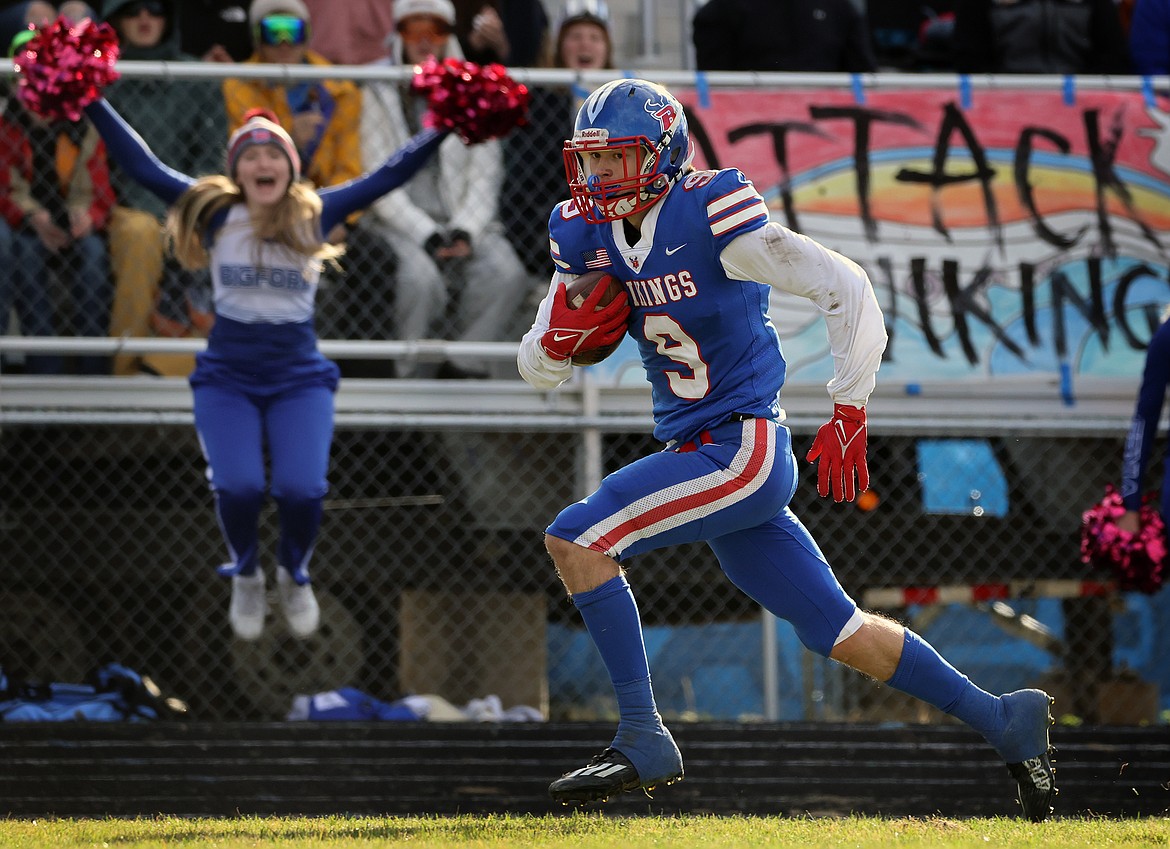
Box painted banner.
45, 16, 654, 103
589, 83, 1170, 392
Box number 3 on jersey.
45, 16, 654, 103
643, 314, 709, 399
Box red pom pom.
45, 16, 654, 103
12, 16, 120, 122
411, 57, 529, 145
1081, 484, 1167, 594
241, 107, 281, 124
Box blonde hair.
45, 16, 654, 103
166, 175, 343, 270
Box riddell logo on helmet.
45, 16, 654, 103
574, 128, 609, 144
645, 98, 676, 133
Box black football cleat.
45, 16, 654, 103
1007, 747, 1057, 822
548, 747, 682, 804
995, 689, 1057, 822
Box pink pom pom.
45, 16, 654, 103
411, 57, 529, 145
12, 16, 120, 122
1081, 484, 1167, 594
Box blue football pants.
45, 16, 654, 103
548, 418, 859, 655
193, 381, 334, 584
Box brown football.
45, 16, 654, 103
565, 271, 627, 367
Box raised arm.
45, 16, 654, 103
317, 128, 447, 234
318, 53, 528, 231
83, 99, 195, 206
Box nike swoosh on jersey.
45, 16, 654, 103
664, 244, 687, 256
553, 332, 580, 342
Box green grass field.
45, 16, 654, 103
1, 814, 1167, 848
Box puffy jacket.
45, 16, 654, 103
222, 50, 363, 189
0, 109, 115, 231
953, 0, 1132, 74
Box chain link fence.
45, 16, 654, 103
2, 403, 1162, 724
1, 64, 1168, 726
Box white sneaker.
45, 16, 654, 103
229, 571, 267, 641
277, 569, 320, 639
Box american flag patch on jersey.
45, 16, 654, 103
583, 248, 611, 268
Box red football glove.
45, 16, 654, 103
540, 279, 630, 361
805, 403, 869, 503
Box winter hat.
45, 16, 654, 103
226, 108, 301, 181
557, 0, 610, 30
249, 0, 310, 30
393, 0, 455, 28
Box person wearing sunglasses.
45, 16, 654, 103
223, 0, 402, 377
224, 0, 342, 190
100, 0, 227, 376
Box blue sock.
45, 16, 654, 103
886, 629, 1005, 739
573, 574, 660, 727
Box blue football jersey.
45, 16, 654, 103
548, 168, 784, 444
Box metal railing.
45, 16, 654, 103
0, 64, 1165, 727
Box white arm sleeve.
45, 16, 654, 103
517, 272, 577, 389
720, 222, 887, 406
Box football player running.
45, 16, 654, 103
517, 79, 1057, 821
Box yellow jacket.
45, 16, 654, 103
222, 50, 363, 189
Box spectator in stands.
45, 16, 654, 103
554, 0, 611, 70
362, 0, 528, 378
867, 1, 955, 72
177, 0, 252, 62
0, 29, 113, 375
502, 0, 611, 278
452, 0, 547, 67
0, 1, 93, 52
1129, 0, 1170, 75
223, 0, 401, 376
223, 0, 362, 194
303, 0, 395, 65
79, 88, 455, 640
101, 0, 226, 377
693, 0, 876, 72
952, 0, 1132, 74
1119, 310, 1170, 536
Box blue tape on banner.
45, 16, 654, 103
1141, 76, 1156, 108
1062, 75, 1075, 106
851, 73, 865, 104
695, 71, 711, 109
958, 75, 972, 110
1060, 362, 1075, 406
